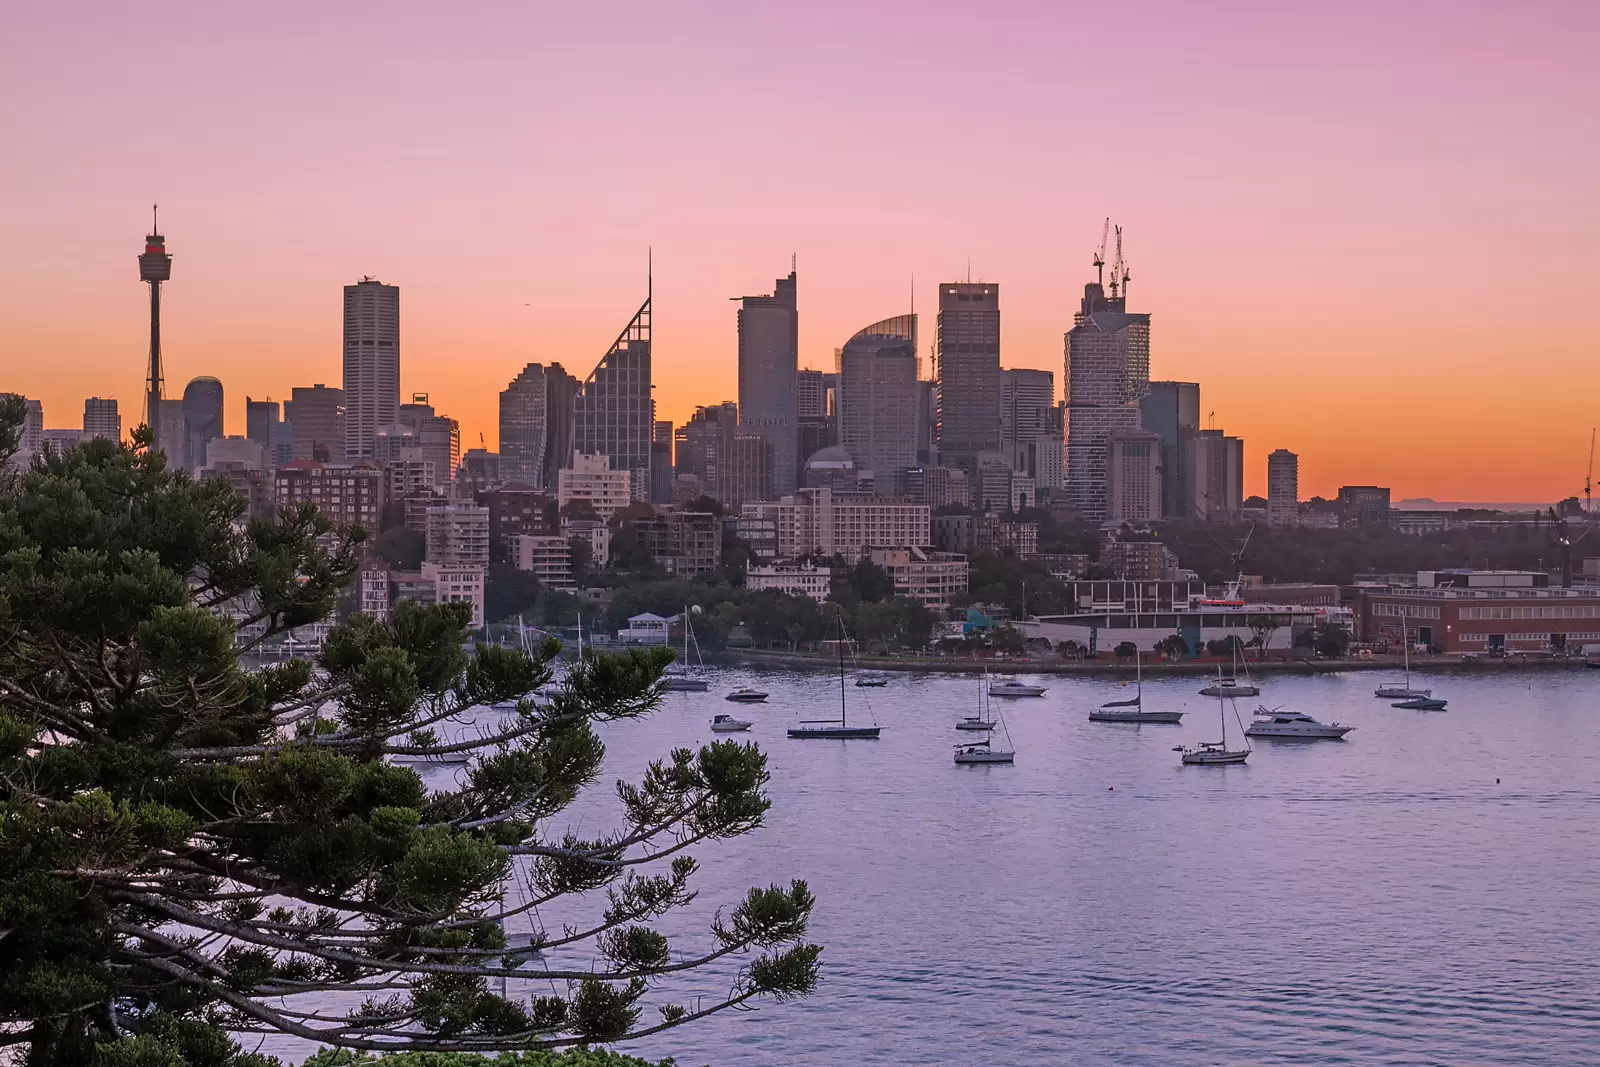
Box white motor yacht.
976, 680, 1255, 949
1243, 707, 1353, 740
725, 687, 769, 703
710, 713, 753, 733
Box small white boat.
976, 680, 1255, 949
989, 680, 1047, 698
954, 739, 1014, 764
955, 715, 995, 732
1199, 675, 1260, 698
1243, 706, 1353, 740
710, 713, 753, 733
725, 687, 769, 703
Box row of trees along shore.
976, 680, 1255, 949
0, 398, 818, 1067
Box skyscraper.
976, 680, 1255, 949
935, 282, 1001, 477
1139, 381, 1200, 520
1268, 449, 1300, 526
650, 420, 674, 504
736, 269, 798, 494
1000, 369, 1054, 452
138, 209, 172, 444
397, 396, 461, 486
499, 362, 577, 490
574, 286, 652, 500
181, 377, 224, 472
1191, 429, 1244, 521
284, 384, 344, 462
245, 397, 277, 452
83, 398, 120, 441
796, 369, 827, 419
837, 314, 918, 479
1107, 431, 1164, 523
1064, 271, 1151, 522
342, 278, 400, 460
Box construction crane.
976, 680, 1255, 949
1586, 428, 1595, 514
1547, 506, 1594, 587
1093, 218, 1109, 287
1109, 225, 1125, 301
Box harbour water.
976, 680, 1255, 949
276, 668, 1600, 1064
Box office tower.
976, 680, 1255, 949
342, 277, 400, 460
1267, 449, 1300, 527
181, 376, 224, 472
157, 399, 185, 462
737, 269, 798, 495
397, 396, 460, 486
138, 208, 172, 443
82, 398, 120, 441
650, 420, 674, 504
1, 396, 45, 465
1064, 264, 1151, 522
574, 284, 652, 499
913, 380, 938, 465
245, 397, 278, 455
796, 369, 837, 469
1336, 485, 1391, 527
796, 369, 826, 419
835, 313, 918, 481
1138, 381, 1200, 520
675, 403, 772, 506
935, 282, 1001, 477
1107, 431, 1164, 523
499, 362, 577, 489
1000, 369, 1054, 452
1190, 428, 1244, 520
284, 384, 345, 462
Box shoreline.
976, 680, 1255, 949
708, 648, 1596, 677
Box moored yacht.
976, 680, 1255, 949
710, 713, 753, 733
1087, 652, 1183, 724
725, 687, 769, 703
989, 679, 1047, 698
1243, 706, 1353, 740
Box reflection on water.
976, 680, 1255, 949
273, 668, 1600, 1065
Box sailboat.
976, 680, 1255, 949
955, 671, 1014, 762
1180, 693, 1251, 765
1198, 639, 1260, 697
491, 615, 541, 711
662, 606, 711, 692
957, 668, 1000, 730
788, 619, 882, 739
1088, 651, 1184, 724
1374, 619, 1431, 699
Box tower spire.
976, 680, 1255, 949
138, 209, 174, 448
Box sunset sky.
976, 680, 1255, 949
3, 1, 1596, 501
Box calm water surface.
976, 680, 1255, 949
283, 668, 1600, 1065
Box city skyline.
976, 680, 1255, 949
4, 2, 1597, 502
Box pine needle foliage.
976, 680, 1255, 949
0, 415, 819, 1066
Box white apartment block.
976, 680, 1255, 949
420, 561, 485, 628
745, 561, 833, 601
424, 505, 490, 567
557, 452, 632, 520
867, 546, 969, 609
1267, 449, 1300, 527
513, 534, 577, 590
740, 488, 929, 560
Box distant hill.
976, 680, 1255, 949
1394, 498, 1550, 513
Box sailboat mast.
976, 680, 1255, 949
838, 617, 847, 725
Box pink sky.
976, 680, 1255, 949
3, 0, 1597, 500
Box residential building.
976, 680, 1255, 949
512, 534, 576, 589
359, 558, 393, 621
1139, 381, 1200, 520
632, 511, 722, 577
342, 278, 401, 460
1338, 485, 1392, 527
935, 281, 1001, 476
424, 504, 490, 567
1100, 539, 1171, 581
737, 269, 799, 494
181, 376, 224, 472
456, 449, 499, 496
557, 452, 631, 520
574, 289, 652, 499
867, 546, 969, 610
39, 429, 86, 458
477, 484, 553, 559
1191, 429, 1244, 521
284, 384, 345, 462
206, 465, 276, 521
741, 487, 930, 559
1064, 277, 1150, 521
563, 518, 612, 569
83, 397, 120, 441
499, 362, 577, 489
274, 460, 385, 528
384, 449, 437, 523
745, 561, 832, 601
420, 560, 485, 628
1033, 552, 1090, 579
931, 514, 1038, 557
837, 313, 919, 479
1267, 449, 1299, 527
1107, 431, 1163, 523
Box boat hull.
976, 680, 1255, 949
1392, 698, 1448, 710
955, 720, 994, 731
725, 694, 768, 703
710, 722, 752, 733
1199, 684, 1260, 697
955, 750, 1015, 764
1374, 686, 1430, 699
1244, 724, 1353, 739
1088, 710, 1184, 724
787, 726, 881, 739
1181, 749, 1250, 765
990, 686, 1047, 698
855, 679, 889, 687
663, 678, 711, 692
